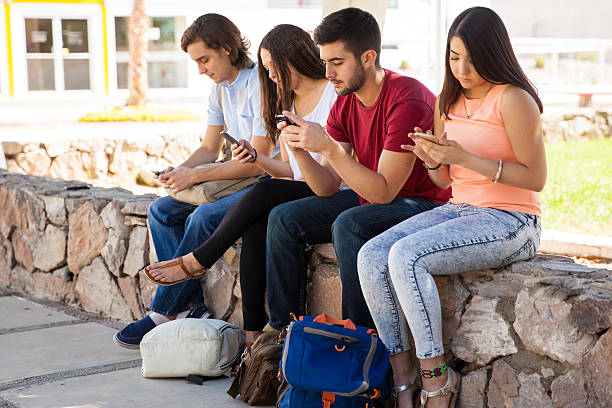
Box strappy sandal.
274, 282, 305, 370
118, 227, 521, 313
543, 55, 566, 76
142, 256, 207, 287
419, 367, 461, 408
392, 380, 419, 407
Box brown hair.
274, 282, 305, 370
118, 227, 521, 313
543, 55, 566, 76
181, 13, 253, 69
258, 25, 326, 143
439, 7, 543, 119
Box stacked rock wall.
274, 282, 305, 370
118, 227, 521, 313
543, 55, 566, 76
1, 170, 611, 407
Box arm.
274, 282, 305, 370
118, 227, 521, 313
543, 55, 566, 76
161, 131, 274, 193
292, 145, 346, 196
402, 97, 453, 189
282, 112, 414, 204
410, 87, 546, 192
232, 137, 294, 179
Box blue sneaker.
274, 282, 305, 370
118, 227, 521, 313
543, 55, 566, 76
113, 315, 156, 349
186, 305, 211, 319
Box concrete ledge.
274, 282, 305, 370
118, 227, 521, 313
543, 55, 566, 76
540, 229, 612, 260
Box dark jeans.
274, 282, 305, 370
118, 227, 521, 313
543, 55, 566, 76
266, 190, 440, 330
192, 178, 314, 330
148, 186, 253, 316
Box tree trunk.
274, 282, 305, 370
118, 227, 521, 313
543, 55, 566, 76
126, 0, 149, 106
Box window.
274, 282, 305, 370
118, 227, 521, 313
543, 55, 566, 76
114, 16, 187, 89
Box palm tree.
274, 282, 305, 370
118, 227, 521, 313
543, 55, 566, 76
126, 0, 149, 106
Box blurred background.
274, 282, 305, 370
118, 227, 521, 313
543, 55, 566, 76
0, 0, 610, 237
1, 0, 611, 111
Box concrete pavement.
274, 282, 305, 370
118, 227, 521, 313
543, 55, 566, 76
0, 288, 267, 408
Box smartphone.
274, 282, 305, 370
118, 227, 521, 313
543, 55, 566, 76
275, 114, 297, 126
220, 130, 240, 145
150, 170, 162, 176
412, 132, 439, 144
220, 131, 254, 161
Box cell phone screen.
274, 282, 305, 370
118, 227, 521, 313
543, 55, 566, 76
274, 114, 297, 126
220, 131, 239, 145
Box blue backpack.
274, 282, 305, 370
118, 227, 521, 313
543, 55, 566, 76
277, 314, 390, 408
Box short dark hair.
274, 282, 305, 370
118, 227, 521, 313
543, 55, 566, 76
440, 7, 542, 118
314, 7, 381, 67
181, 13, 253, 69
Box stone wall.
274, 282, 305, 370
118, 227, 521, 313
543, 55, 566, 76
1, 171, 611, 407
1, 131, 202, 193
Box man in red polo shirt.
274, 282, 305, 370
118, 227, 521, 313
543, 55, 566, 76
266, 7, 450, 331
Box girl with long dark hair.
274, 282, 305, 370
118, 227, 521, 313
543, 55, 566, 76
358, 7, 546, 408
146, 24, 336, 345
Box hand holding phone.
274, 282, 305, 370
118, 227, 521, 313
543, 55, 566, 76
411, 131, 440, 144
275, 114, 297, 127
221, 131, 254, 161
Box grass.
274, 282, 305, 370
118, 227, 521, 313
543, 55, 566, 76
541, 138, 612, 236
79, 106, 201, 122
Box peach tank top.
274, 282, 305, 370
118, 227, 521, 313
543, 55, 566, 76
442, 84, 541, 216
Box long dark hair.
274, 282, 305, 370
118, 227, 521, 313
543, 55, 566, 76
439, 7, 543, 119
258, 25, 326, 143
181, 13, 253, 69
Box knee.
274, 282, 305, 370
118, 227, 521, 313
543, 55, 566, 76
388, 241, 418, 280
268, 203, 298, 237
147, 197, 168, 224
331, 211, 356, 241
357, 240, 377, 280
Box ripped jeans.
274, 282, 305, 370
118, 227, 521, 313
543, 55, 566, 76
358, 203, 541, 359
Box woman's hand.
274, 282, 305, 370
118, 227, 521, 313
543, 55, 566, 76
402, 127, 468, 167
231, 140, 256, 163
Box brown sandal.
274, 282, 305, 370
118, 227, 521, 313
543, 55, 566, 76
419, 367, 461, 408
142, 256, 207, 286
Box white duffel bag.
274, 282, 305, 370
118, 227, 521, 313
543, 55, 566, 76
140, 318, 245, 378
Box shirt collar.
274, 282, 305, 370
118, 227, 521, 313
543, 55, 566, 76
219, 65, 252, 89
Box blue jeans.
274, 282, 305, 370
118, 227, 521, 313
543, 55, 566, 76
147, 188, 252, 316
358, 203, 541, 359
266, 190, 439, 330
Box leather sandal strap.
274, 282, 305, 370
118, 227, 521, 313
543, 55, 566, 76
177, 256, 194, 278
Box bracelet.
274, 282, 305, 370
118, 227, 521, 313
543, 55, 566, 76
492, 160, 503, 184
424, 162, 442, 171
250, 148, 258, 163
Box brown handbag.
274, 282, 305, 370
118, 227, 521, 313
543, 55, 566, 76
227, 332, 284, 406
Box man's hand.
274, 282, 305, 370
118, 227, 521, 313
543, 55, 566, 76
161, 166, 197, 193
280, 111, 334, 154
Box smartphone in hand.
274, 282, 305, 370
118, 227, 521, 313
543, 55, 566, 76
275, 114, 297, 126
220, 131, 254, 161
412, 132, 439, 144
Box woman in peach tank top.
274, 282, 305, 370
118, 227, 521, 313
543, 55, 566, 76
357, 7, 546, 408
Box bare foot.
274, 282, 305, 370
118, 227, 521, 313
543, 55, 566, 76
148, 253, 206, 284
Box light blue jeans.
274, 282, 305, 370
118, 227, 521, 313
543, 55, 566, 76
357, 203, 541, 359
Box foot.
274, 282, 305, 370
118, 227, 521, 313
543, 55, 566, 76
420, 368, 460, 408
147, 254, 206, 284
113, 315, 157, 349
394, 381, 418, 408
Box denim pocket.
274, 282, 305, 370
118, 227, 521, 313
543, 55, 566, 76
499, 238, 536, 268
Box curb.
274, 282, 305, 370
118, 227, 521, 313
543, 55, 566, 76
540, 229, 612, 260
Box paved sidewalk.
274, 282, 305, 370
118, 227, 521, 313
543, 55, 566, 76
0, 288, 267, 408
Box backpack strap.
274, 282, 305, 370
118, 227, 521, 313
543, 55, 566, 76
218, 88, 233, 162
322, 391, 335, 408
